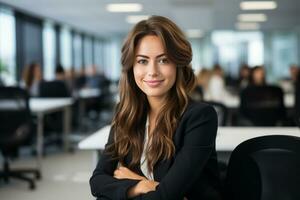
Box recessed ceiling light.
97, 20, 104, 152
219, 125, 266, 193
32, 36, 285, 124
238, 14, 267, 22
186, 29, 204, 38
236, 22, 260, 30
106, 3, 142, 12
240, 1, 277, 10
126, 15, 149, 24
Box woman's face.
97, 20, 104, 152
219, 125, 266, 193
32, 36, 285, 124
253, 68, 265, 85
133, 35, 176, 101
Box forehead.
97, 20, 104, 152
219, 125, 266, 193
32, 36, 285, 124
135, 35, 166, 56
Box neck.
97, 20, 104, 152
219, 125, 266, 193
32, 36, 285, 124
147, 96, 166, 127
148, 97, 165, 115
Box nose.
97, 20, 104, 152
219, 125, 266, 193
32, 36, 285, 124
147, 61, 159, 77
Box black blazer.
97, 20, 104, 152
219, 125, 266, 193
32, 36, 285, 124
90, 101, 222, 200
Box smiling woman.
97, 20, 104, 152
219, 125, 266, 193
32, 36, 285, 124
90, 15, 222, 200
133, 35, 177, 100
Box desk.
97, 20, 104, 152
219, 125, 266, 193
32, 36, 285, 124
30, 98, 73, 171
73, 88, 102, 130
215, 127, 300, 151
79, 125, 300, 152
219, 93, 294, 109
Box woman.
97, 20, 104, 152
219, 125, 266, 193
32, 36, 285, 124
249, 66, 266, 86
22, 62, 42, 96
90, 15, 222, 200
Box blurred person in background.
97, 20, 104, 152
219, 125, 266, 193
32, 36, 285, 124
55, 64, 66, 81
21, 62, 42, 96
279, 64, 299, 93
249, 66, 266, 86
192, 68, 211, 101
206, 64, 228, 101
238, 63, 250, 89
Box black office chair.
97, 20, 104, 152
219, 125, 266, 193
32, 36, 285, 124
239, 85, 286, 126
39, 80, 70, 98
203, 101, 228, 126
225, 135, 300, 200
0, 86, 40, 189
295, 81, 300, 127
38, 80, 71, 149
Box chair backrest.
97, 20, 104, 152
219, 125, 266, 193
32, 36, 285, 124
295, 82, 300, 127
0, 86, 31, 142
240, 85, 285, 126
203, 101, 228, 126
225, 135, 300, 200
39, 80, 70, 98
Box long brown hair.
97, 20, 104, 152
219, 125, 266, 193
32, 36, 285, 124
109, 16, 196, 172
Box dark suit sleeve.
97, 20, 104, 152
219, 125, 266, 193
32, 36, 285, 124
90, 128, 140, 200
132, 105, 218, 200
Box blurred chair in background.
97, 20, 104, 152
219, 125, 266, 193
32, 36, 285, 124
239, 85, 286, 126
0, 86, 40, 189
225, 135, 300, 200
295, 72, 300, 127
39, 80, 70, 98
38, 80, 71, 151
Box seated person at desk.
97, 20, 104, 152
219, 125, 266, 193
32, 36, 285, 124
39, 64, 70, 98
21, 62, 42, 97
55, 64, 66, 81
90, 15, 222, 200
238, 63, 250, 89
249, 65, 266, 86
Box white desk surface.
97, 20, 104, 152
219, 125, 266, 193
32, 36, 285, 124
74, 88, 101, 99
79, 125, 300, 152
219, 93, 294, 109
30, 98, 73, 113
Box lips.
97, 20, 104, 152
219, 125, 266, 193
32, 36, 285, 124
144, 80, 163, 87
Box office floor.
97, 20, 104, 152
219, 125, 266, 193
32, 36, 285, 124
0, 150, 94, 200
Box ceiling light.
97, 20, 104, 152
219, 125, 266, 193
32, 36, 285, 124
236, 22, 260, 30
186, 29, 204, 38
126, 15, 149, 24
238, 14, 267, 22
106, 3, 142, 12
240, 1, 277, 10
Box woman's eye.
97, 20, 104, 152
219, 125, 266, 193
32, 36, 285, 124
158, 58, 169, 64
137, 59, 148, 65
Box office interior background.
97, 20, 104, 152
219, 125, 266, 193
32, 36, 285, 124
0, 0, 299, 199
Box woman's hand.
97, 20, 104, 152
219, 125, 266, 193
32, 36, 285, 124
113, 166, 146, 181
127, 179, 159, 198
113, 166, 159, 198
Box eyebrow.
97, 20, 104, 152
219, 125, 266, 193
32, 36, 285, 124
136, 53, 166, 59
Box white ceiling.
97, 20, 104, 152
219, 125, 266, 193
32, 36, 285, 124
1, 0, 300, 37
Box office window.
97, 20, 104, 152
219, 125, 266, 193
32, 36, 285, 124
190, 38, 202, 73
43, 21, 56, 80
83, 36, 93, 67
272, 32, 298, 80
0, 8, 16, 85
103, 37, 122, 80
94, 39, 104, 71
73, 33, 82, 71
212, 31, 263, 77
60, 26, 72, 69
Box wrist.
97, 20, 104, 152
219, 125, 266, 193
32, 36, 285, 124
127, 180, 144, 198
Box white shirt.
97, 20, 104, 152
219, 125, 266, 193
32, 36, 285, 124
140, 117, 154, 180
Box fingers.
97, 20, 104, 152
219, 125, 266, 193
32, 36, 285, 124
113, 166, 146, 180
113, 166, 129, 179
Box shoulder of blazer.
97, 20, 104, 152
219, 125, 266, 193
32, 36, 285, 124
172, 100, 218, 147
182, 100, 217, 122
